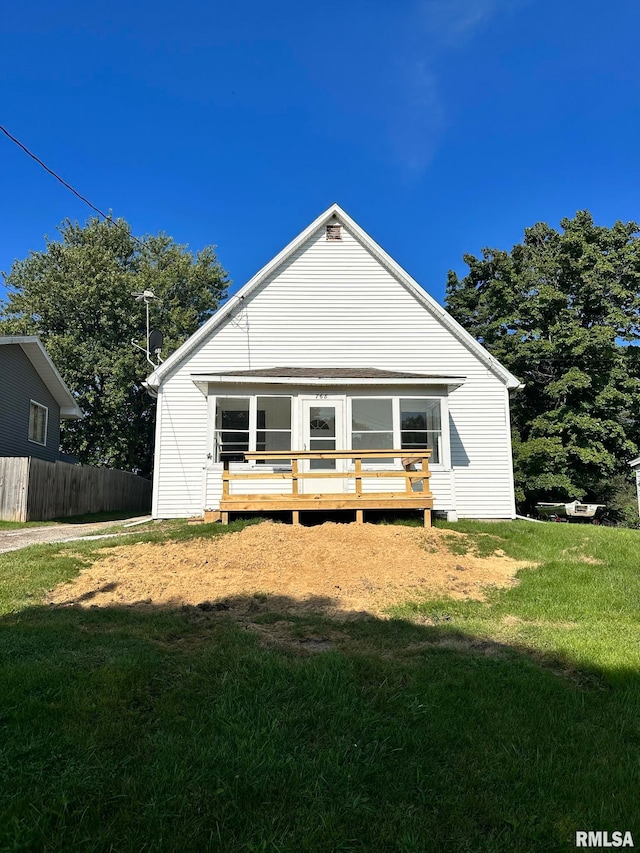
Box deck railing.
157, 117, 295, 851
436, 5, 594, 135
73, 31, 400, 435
216, 449, 433, 526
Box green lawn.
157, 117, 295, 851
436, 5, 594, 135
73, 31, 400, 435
0, 509, 151, 530
0, 519, 639, 851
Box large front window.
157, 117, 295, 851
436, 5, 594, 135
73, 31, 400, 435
350, 397, 442, 464
215, 396, 291, 462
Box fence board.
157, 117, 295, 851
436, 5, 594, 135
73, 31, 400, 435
0, 457, 151, 521
0, 457, 30, 521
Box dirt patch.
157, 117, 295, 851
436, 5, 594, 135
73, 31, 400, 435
47, 521, 533, 618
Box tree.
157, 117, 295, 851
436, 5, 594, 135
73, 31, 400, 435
1, 216, 229, 476
445, 211, 640, 513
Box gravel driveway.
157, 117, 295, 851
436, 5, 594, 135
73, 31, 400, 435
0, 517, 152, 554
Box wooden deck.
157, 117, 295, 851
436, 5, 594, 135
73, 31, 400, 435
210, 449, 433, 527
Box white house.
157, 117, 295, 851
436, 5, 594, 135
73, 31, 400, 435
145, 204, 522, 521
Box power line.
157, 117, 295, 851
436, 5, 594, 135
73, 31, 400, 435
0, 124, 145, 248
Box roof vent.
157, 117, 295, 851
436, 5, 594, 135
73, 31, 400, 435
326, 223, 342, 241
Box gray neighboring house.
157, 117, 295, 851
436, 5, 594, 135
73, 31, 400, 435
0, 336, 82, 461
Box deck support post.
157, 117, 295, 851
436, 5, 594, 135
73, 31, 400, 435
424, 509, 431, 528
221, 511, 229, 525
355, 509, 364, 524
292, 510, 300, 525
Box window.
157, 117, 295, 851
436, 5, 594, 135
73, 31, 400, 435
326, 223, 342, 241
28, 401, 48, 446
256, 397, 292, 462
351, 398, 393, 464
215, 398, 249, 462
309, 405, 338, 470
214, 396, 292, 463
400, 399, 441, 464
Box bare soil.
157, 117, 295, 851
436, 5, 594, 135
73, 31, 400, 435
47, 521, 532, 618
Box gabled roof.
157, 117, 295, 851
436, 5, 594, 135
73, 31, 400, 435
146, 203, 522, 391
0, 336, 83, 419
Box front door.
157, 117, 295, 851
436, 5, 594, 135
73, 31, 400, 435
300, 398, 346, 494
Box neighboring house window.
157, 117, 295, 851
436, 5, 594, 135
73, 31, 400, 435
28, 401, 48, 446
400, 398, 441, 464
215, 396, 292, 463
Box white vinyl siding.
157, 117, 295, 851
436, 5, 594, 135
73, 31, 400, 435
153, 224, 516, 519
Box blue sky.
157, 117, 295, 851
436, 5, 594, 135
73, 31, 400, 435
2, 0, 640, 307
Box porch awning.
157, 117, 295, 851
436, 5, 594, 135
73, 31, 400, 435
191, 366, 466, 394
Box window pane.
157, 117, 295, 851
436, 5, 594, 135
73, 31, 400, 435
400, 400, 441, 464
401, 432, 439, 463
216, 433, 249, 463
257, 397, 291, 430
401, 430, 428, 447
256, 431, 291, 452
216, 398, 249, 430
310, 438, 335, 451
310, 436, 336, 470
309, 407, 336, 438
215, 399, 249, 463
400, 399, 441, 431
219, 440, 249, 454
29, 402, 47, 444
351, 399, 392, 432
352, 431, 393, 450
310, 459, 336, 470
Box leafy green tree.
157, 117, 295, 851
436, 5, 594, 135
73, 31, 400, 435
1, 216, 228, 476
445, 211, 640, 513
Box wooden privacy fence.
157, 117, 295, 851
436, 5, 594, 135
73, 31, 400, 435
215, 449, 433, 527
0, 457, 152, 522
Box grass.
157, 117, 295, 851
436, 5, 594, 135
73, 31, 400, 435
0, 509, 151, 530
0, 518, 639, 851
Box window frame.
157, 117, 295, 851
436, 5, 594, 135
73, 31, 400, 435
209, 391, 448, 469
28, 400, 48, 446
347, 394, 446, 468
212, 395, 293, 464
399, 397, 443, 465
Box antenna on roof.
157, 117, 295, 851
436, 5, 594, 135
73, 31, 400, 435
131, 290, 164, 368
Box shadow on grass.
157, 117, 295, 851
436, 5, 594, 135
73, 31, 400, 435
1, 596, 639, 852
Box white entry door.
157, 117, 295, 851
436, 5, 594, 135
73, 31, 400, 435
300, 398, 346, 494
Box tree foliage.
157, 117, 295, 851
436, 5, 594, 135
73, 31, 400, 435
445, 211, 640, 511
1, 217, 229, 476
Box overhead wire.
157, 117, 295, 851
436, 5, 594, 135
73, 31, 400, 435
0, 123, 146, 249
